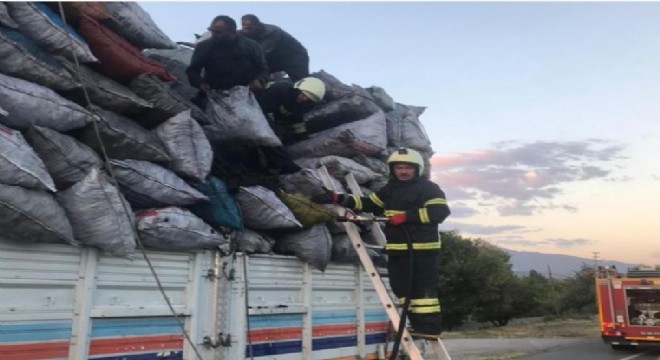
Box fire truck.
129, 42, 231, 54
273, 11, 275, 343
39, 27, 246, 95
595, 265, 660, 350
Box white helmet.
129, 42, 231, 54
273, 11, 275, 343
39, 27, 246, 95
387, 147, 424, 175
294, 77, 326, 102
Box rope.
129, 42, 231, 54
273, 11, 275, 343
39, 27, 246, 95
56, 4, 206, 359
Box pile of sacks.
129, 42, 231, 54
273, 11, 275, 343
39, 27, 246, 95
0, 2, 434, 272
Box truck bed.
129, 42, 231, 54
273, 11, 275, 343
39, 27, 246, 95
0, 239, 391, 360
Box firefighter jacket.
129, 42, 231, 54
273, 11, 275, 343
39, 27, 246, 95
186, 35, 269, 91
256, 81, 312, 142
344, 176, 450, 254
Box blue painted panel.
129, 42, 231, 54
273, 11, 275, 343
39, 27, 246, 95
248, 314, 303, 329
365, 309, 388, 322
0, 321, 71, 342
366, 332, 387, 345
91, 317, 180, 337
312, 310, 356, 325
312, 335, 357, 350
246, 340, 302, 357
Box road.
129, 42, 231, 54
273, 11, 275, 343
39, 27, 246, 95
519, 339, 660, 360
425, 338, 660, 360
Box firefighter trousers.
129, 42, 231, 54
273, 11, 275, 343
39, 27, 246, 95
387, 251, 442, 335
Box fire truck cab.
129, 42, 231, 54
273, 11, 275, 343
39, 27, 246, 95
596, 265, 660, 350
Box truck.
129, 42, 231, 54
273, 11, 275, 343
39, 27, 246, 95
0, 238, 393, 360
595, 265, 660, 350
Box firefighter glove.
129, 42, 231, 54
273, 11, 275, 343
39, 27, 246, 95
388, 213, 407, 226
310, 188, 344, 205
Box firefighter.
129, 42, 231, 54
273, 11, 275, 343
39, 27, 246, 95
256, 77, 326, 144
186, 15, 269, 99
311, 148, 450, 337
240, 14, 310, 82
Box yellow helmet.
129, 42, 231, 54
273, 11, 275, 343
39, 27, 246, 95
387, 147, 424, 175
294, 77, 326, 102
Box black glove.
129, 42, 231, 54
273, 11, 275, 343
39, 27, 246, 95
310, 188, 344, 205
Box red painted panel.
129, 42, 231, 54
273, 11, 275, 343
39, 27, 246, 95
248, 326, 302, 343
0, 341, 69, 360
89, 334, 182, 356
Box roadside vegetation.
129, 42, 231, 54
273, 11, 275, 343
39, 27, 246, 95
438, 231, 603, 332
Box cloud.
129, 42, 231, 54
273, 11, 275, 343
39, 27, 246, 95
431, 140, 625, 216
497, 201, 578, 217
488, 237, 594, 249
491, 238, 545, 247
447, 202, 480, 218
544, 238, 593, 248
441, 222, 528, 235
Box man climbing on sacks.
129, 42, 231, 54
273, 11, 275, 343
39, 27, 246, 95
240, 14, 310, 82
256, 77, 326, 144
186, 15, 269, 108
311, 148, 450, 338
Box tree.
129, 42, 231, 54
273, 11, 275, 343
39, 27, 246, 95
558, 264, 597, 315
437, 231, 482, 330
437, 232, 533, 329
471, 241, 535, 326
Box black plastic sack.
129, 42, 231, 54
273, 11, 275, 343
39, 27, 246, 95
367, 86, 395, 112
77, 106, 170, 163
25, 126, 102, 190
0, 3, 19, 28
0, 182, 76, 245
302, 94, 381, 135
309, 70, 353, 101
204, 86, 281, 146
386, 103, 432, 153
0, 124, 56, 192
143, 46, 197, 101
274, 224, 332, 271
235, 228, 275, 254
56, 168, 135, 257
129, 72, 191, 128
136, 207, 230, 253
0, 28, 79, 91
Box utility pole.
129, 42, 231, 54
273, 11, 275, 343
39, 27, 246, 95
547, 265, 560, 317
593, 252, 600, 279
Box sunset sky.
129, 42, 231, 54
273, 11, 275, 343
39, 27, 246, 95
141, 2, 660, 265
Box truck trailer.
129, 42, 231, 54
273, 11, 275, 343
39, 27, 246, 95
0, 238, 392, 360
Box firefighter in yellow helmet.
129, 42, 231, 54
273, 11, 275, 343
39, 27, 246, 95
312, 148, 451, 337
256, 77, 326, 144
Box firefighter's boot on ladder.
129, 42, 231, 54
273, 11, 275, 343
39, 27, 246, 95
318, 166, 452, 360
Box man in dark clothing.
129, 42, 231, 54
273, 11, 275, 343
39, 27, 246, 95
240, 14, 310, 82
188, 16, 300, 181
311, 148, 451, 337
256, 77, 326, 144
186, 15, 269, 94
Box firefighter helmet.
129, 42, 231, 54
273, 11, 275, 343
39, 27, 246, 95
387, 147, 424, 175
294, 77, 326, 102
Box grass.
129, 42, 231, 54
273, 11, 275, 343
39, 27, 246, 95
441, 316, 600, 339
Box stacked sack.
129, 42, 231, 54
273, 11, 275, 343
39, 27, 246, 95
0, 2, 229, 257
0, 2, 434, 272
146, 46, 434, 270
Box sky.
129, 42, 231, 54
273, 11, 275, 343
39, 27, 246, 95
140, 2, 660, 266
